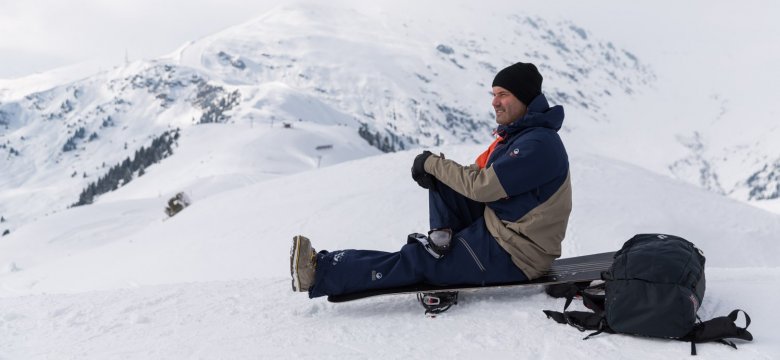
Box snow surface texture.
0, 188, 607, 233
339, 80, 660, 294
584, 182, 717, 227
1, 274, 775, 359
1, 145, 779, 358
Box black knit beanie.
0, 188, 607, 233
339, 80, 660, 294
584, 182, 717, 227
491, 62, 543, 105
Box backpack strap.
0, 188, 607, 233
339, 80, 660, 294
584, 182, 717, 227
543, 282, 611, 337
684, 309, 753, 355
544, 281, 591, 299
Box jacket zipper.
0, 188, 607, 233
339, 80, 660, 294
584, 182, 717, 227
458, 237, 486, 272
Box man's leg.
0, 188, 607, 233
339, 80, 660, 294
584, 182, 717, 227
306, 182, 524, 298
440, 218, 529, 285
425, 183, 526, 284
428, 181, 484, 233
307, 219, 527, 298
308, 245, 431, 298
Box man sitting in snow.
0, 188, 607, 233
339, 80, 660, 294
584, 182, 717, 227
291, 62, 572, 298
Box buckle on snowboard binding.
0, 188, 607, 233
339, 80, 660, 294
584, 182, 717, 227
407, 229, 453, 259
417, 291, 459, 316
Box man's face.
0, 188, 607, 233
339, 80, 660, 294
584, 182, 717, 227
491, 86, 527, 126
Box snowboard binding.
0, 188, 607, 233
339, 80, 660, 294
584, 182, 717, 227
407, 229, 453, 259
417, 291, 459, 316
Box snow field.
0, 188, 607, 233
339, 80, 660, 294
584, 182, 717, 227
0, 271, 775, 359
0, 145, 778, 358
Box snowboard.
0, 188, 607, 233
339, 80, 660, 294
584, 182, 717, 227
327, 251, 615, 303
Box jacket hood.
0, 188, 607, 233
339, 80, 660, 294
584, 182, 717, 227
495, 93, 564, 137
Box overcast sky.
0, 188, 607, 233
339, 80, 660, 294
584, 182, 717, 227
0, 0, 281, 78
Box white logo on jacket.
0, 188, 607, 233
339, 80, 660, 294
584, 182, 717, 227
331, 251, 346, 266
371, 270, 383, 281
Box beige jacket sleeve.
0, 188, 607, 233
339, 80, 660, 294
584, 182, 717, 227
423, 155, 508, 203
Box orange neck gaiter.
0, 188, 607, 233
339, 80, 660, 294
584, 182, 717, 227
475, 136, 503, 169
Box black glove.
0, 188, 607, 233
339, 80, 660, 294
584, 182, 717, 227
411, 150, 435, 189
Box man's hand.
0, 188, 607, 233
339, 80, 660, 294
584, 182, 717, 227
411, 150, 435, 189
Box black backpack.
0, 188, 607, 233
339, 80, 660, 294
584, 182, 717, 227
544, 234, 753, 355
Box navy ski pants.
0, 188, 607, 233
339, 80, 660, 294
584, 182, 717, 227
308, 181, 528, 298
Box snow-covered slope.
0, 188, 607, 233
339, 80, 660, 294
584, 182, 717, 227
2, 273, 776, 359
0, 1, 656, 234
3, 145, 779, 294
0, 146, 778, 358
